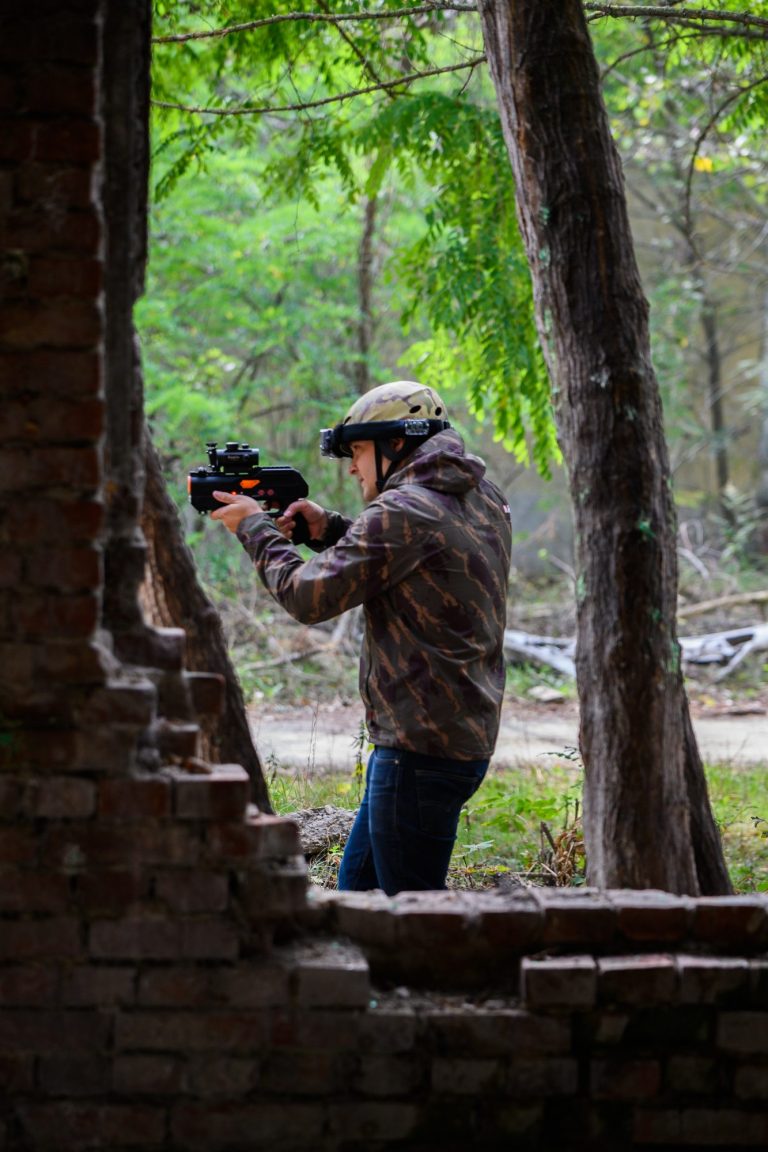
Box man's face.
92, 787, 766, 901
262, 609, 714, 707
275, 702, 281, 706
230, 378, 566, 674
348, 440, 378, 503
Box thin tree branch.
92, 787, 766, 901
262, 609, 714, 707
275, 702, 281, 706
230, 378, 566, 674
151, 56, 486, 117
585, 4, 768, 36
153, 3, 768, 45
683, 74, 768, 244
152, 4, 476, 44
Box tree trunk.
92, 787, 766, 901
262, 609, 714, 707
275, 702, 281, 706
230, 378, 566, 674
478, 0, 730, 893
140, 425, 274, 813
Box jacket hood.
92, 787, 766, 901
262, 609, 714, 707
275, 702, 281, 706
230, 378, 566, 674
385, 427, 486, 496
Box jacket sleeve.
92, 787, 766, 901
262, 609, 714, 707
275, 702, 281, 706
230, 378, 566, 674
235, 497, 430, 625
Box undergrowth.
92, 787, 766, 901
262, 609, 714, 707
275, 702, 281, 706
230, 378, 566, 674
270, 751, 767, 895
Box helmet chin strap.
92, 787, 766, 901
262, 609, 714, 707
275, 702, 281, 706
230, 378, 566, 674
374, 438, 412, 493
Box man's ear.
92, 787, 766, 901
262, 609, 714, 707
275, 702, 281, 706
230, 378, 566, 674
390, 436, 405, 453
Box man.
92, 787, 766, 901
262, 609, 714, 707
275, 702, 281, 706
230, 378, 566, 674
211, 381, 512, 894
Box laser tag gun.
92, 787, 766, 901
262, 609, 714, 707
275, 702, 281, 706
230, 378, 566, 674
188, 441, 312, 545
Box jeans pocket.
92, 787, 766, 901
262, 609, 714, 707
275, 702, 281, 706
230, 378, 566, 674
413, 766, 485, 839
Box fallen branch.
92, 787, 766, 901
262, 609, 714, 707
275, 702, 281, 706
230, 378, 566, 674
505, 620, 768, 681
678, 590, 768, 619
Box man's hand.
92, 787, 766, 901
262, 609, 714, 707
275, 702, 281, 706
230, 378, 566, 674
276, 498, 328, 543
210, 491, 266, 533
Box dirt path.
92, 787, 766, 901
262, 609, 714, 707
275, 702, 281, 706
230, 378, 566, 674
250, 697, 768, 773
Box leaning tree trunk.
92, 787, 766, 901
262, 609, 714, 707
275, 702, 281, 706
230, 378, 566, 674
140, 425, 273, 813
479, 0, 730, 893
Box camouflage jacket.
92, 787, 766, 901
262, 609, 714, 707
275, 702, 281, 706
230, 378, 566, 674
236, 429, 512, 760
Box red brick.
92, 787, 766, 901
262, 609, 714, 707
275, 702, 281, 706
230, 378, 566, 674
354, 1053, 425, 1098
167, 764, 250, 821
0, 919, 82, 960
155, 869, 229, 913
60, 965, 135, 1006
15, 591, 99, 639
27, 546, 102, 591
14, 163, 95, 210
212, 963, 291, 1009
43, 821, 200, 870
7, 724, 83, 770
0, 121, 34, 162
0, 966, 59, 1006
27, 255, 102, 297
717, 1011, 768, 1054
665, 1055, 718, 1094
0, 871, 70, 914
32, 641, 106, 686
693, 896, 768, 947
327, 1102, 420, 1143
181, 919, 240, 961
186, 1055, 259, 1099
171, 1103, 324, 1151
611, 889, 694, 942
116, 1010, 267, 1053
98, 776, 171, 820
38, 1056, 108, 1095
0, 445, 100, 489
734, 1064, 768, 1099
597, 954, 678, 1004
0, 348, 101, 395
423, 1007, 571, 1058
681, 1108, 768, 1145
455, 893, 545, 949
536, 889, 617, 946
33, 774, 96, 817
0, 1008, 106, 1054
0, 18, 99, 65
430, 1056, 502, 1095
0, 827, 38, 865
4, 395, 104, 448
84, 681, 157, 726
521, 955, 597, 1010
0, 1054, 35, 1091
89, 918, 182, 961
207, 812, 301, 863
24, 67, 97, 116
113, 1055, 185, 1095
505, 1057, 579, 1097
75, 866, 147, 912
155, 721, 200, 761
0, 299, 101, 349
0, 777, 23, 817
677, 954, 751, 1004
185, 671, 225, 716
1, 206, 101, 255
591, 1057, 661, 1099
0, 553, 22, 588
137, 967, 213, 1007
17, 1104, 165, 1150
235, 858, 308, 919
0, 75, 17, 114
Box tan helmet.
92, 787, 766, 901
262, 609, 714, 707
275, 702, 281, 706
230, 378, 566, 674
320, 381, 450, 460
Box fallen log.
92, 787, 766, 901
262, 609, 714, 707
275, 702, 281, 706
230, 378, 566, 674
504, 622, 768, 682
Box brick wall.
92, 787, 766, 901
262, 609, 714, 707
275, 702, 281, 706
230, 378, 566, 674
1, 4, 766, 1150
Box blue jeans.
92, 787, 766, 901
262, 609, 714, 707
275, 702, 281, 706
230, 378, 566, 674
337, 746, 488, 896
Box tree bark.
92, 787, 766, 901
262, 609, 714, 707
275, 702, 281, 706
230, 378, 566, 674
478, 0, 730, 893
141, 425, 273, 813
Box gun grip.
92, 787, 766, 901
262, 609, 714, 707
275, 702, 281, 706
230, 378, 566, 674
291, 512, 312, 547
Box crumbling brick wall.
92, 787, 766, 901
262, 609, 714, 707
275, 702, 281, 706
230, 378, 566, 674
1, 4, 766, 1150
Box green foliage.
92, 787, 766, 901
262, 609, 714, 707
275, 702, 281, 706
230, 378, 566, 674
268, 752, 767, 892
148, 1, 555, 476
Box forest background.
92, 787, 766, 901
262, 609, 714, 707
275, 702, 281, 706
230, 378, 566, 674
136, 1, 768, 889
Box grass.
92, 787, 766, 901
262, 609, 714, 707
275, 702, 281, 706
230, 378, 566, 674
270, 752, 767, 894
